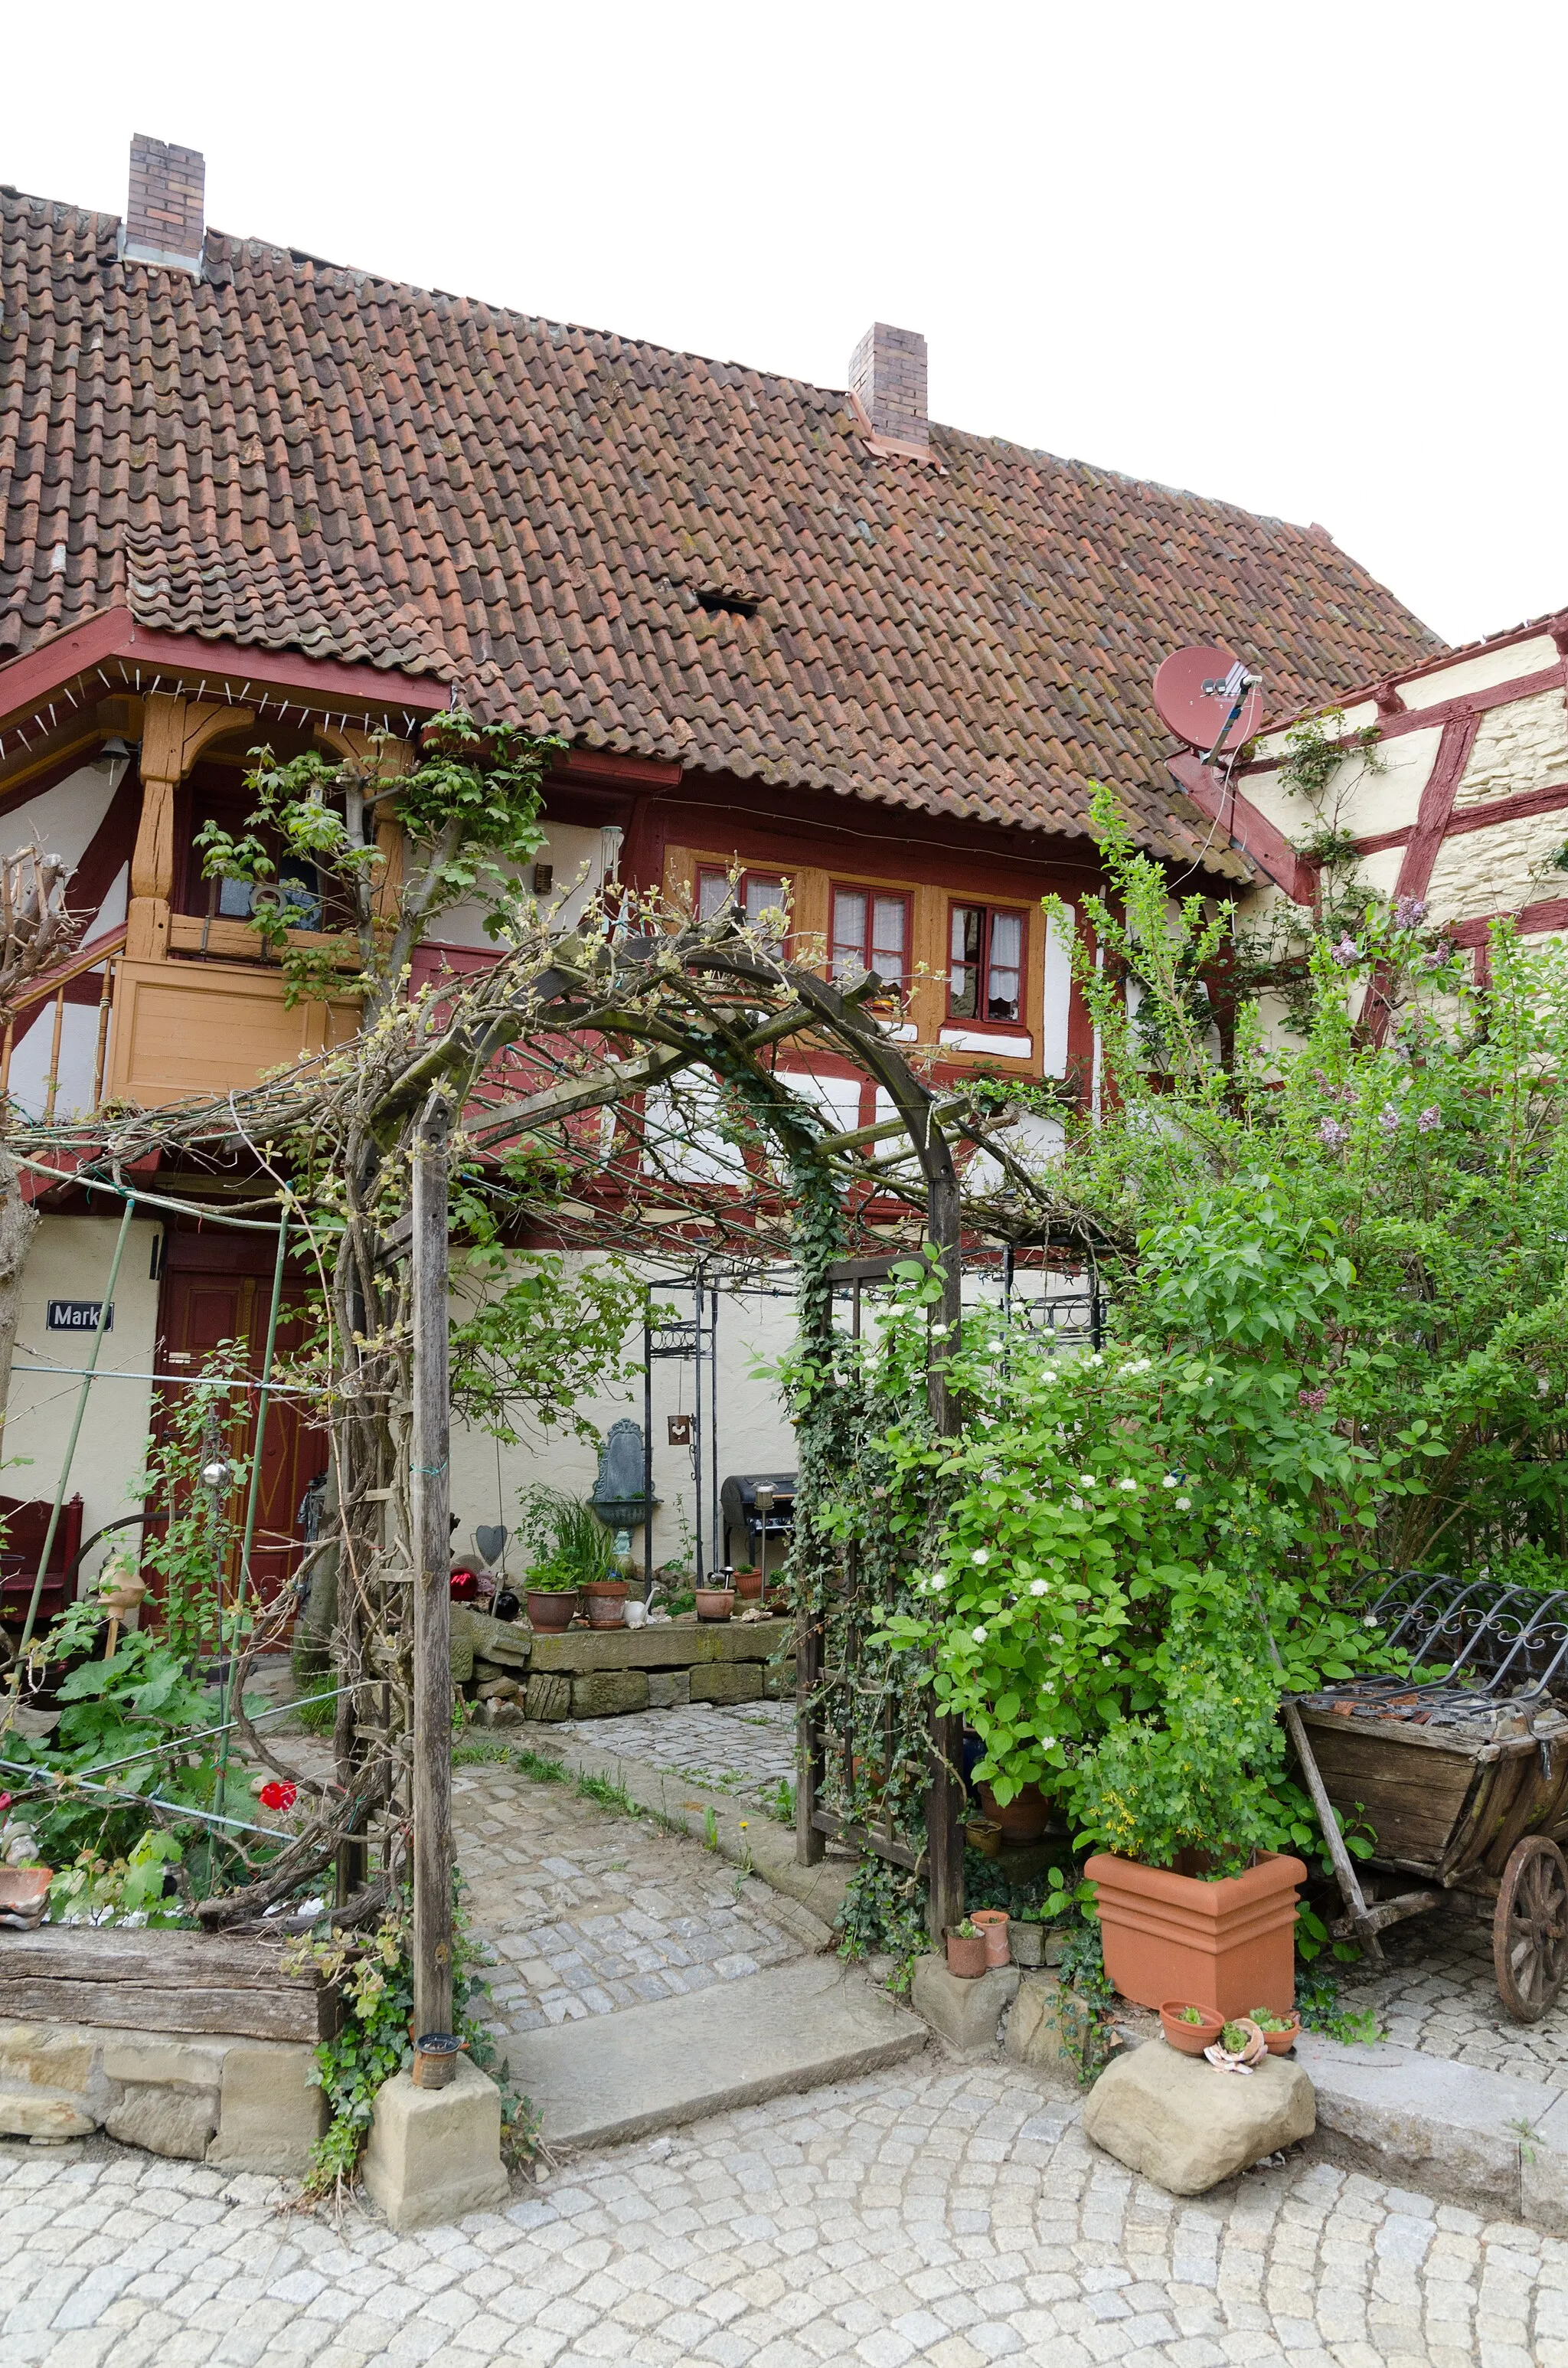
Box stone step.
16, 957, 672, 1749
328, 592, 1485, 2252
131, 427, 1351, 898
1294, 2030, 1568, 2232
502, 1955, 926, 2154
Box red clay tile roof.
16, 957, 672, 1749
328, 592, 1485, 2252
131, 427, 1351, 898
1, 187, 1446, 862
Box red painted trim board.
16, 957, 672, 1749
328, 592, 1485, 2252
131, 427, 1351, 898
1167, 753, 1313, 902
1394, 715, 1482, 903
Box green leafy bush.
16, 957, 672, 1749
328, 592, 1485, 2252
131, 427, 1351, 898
1070, 1651, 1286, 1876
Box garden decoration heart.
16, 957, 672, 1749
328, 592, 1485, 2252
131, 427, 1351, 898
475, 1524, 507, 1568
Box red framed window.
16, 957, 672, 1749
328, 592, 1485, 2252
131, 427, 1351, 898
949, 904, 1026, 1024
697, 867, 788, 931
829, 884, 910, 989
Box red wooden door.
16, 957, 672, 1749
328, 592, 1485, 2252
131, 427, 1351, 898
152, 1238, 326, 1630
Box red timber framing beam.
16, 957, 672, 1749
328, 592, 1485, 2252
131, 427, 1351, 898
1167, 751, 1315, 902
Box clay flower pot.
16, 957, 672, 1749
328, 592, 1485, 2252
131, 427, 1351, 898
976, 1780, 1050, 1846
945, 1925, 988, 1979
0, 1866, 52, 1921
694, 1588, 735, 1623
733, 1569, 763, 1602
1159, 1999, 1225, 2056
1085, 1849, 1307, 2019
1253, 2009, 1302, 2056
527, 1588, 578, 1632
971, 1907, 1011, 1967
1204, 2016, 1267, 2072
586, 1592, 626, 1630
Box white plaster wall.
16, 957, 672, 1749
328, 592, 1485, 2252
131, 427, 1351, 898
4, 1214, 163, 1588
6, 1000, 100, 1122
1397, 636, 1560, 710
430, 822, 618, 950
1452, 690, 1568, 811
0, 760, 117, 877
1250, 697, 1380, 762
446, 1255, 800, 1578
1244, 726, 1440, 845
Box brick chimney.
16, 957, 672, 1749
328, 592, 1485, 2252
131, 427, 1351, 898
123, 134, 205, 274
848, 322, 929, 451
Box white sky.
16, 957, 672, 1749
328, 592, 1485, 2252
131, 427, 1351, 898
7, 1, 1565, 657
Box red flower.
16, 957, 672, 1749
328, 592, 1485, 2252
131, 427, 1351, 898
0, 1792, 10, 1814
259, 1781, 298, 1813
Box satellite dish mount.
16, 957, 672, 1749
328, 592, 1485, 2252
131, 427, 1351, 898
1152, 644, 1264, 771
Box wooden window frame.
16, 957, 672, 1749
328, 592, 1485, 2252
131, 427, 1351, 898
827, 881, 913, 993
946, 901, 1029, 1028
696, 865, 789, 931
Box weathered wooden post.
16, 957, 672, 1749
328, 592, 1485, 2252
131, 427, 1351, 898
410, 1089, 454, 2053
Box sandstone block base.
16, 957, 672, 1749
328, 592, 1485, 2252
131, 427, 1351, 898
207, 2043, 326, 2174
1082, 2038, 1315, 2194
571, 1670, 650, 1719
0, 2086, 96, 2139
1004, 1971, 1091, 2080
361, 2055, 509, 2231
910, 1956, 1018, 2056
647, 1670, 691, 1709
106, 2081, 218, 2160
524, 1672, 572, 1721
689, 1663, 763, 1706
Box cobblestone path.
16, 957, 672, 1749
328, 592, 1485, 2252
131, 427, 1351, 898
548, 1702, 796, 1805
453, 1761, 800, 2042
1357, 1899, 1568, 2093
6, 2056, 1568, 2366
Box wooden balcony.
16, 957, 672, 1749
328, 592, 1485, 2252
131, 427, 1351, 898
106, 954, 361, 1108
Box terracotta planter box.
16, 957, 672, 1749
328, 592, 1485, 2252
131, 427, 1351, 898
1085, 1848, 1306, 2018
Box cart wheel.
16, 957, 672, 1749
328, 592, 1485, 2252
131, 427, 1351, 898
1494, 1836, 1568, 2022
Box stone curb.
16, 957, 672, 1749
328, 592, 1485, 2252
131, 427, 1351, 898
1292, 2030, 1568, 2232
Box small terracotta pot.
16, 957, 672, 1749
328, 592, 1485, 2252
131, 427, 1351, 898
527, 1588, 578, 1632
1253, 2010, 1302, 2056
694, 1588, 735, 1622
971, 1907, 1010, 1967
1206, 2015, 1267, 2069
1010, 1920, 1046, 1968
586, 1593, 625, 1630
734, 1570, 763, 1602
965, 1818, 1003, 1860
945, 1926, 988, 1979
0, 1866, 52, 1915
977, 1780, 1050, 1846
1159, 1998, 1225, 2056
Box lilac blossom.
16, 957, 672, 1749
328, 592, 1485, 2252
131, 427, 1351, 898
1298, 1387, 1328, 1413
1318, 1117, 1349, 1146
1379, 1103, 1401, 1133
1394, 895, 1427, 928
1417, 1105, 1442, 1133
1331, 936, 1361, 968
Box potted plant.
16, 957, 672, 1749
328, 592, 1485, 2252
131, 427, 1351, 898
694, 1584, 735, 1623
733, 1565, 763, 1604
1159, 1999, 1224, 2056
1206, 2016, 1267, 2072
1248, 2004, 1302, 2055
1073, 1653, 1305, 2020
975, 1780, 1050, 1846
945, 1918, 988, 1978
524, 1571, 579, 1632
971, 1906, 1010, 1966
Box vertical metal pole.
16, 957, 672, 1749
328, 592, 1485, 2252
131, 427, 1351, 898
411, 1091, 454, 2049
923, 1150, 967, 1944
643, 1300, 654, 1600
217, 1213, 288, 1800
12, 1199, 135, 1664
709, 1284, 720, 1571
691, 1273, 704, 1585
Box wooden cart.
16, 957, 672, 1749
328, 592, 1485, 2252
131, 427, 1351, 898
1290, 1682, 1568, 2020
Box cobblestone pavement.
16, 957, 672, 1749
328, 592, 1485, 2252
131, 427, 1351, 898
8, 2056, 1568, 2366
453, 1764, 799, 2040
1354, 1897, 1568, 2091
551, 1702, 796, 1805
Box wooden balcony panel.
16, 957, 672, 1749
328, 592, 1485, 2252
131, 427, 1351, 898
106, 957, 361, 1108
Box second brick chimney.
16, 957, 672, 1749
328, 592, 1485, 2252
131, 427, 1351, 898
123, 134, 205, 274
848, 322, 929, 452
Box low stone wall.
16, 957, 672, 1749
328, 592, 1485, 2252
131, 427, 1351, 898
0, 1925, 328, 2172
458, 1609, 797, 1725
0, 2018, 324, 2168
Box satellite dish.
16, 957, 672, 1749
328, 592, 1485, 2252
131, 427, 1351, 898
1152, 645, 1263, 764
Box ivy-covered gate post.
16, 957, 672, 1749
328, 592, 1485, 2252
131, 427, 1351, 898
410, 1090, 456, 2052
915, 1107, 966, 1944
